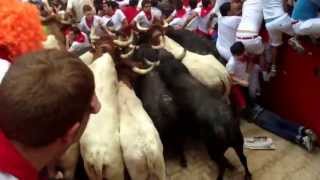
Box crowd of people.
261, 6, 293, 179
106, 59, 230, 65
0, 0, 319, 179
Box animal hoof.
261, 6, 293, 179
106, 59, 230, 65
244, 173, 252, 180
180, 158, 188, 168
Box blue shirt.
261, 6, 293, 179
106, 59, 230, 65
292, 0, 319, 21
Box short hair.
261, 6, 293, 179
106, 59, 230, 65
202, 0, 210, 8
129, 0, 139, 6
0, 50, 95, 147
142, 0, 152, 7
83, 4, 93, 13
189, 0, 197, 9
230, 41, 245, 56
220, 2, 231, 16
70, 26, 81, 35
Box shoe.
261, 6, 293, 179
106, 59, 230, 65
251, 104, 264, 120
304, 129, 318, 142
302, 136, 313, 152
288, 37, 305, 53
269, 65, 277, 77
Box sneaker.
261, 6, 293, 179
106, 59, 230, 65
288, 37, 305, 53
304, 129, 318, 142
269, 65, 277, 77
302, 136, 313, 152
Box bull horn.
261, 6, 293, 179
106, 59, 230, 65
132, 65, 154, 75
151, 36, 164, 49
136, 21, 150, 31
129, 44, 139, 49
120, 48, 135, 59
113, 31, 134, 47
177, 48, 187, 61
162, 20, 169, 28
144, 58, 160, 66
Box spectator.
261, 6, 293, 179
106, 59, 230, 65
79, 5, 104, 37
251, 105, 317, 152
66, 26, 91, 54
66, 0, 95, 23
0, 49, 100, 179
101, 1, 128, 32
166, 0, 188, 29
216, 2, 242, 61
121, 0, 140, 24
262, 0, 303, 77
132, 0, 155, 27
235, 0, 264, 56
227, 42, 252, 115
289, 0, 320, 48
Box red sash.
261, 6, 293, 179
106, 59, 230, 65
175, 8, 187, 18
0, 132, 38, 180
144, 10, 152, 21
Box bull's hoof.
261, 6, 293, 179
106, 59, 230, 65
244, 172, 252, 180
179, 157, 188, 168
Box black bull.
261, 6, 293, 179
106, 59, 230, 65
134, 46, 251, 180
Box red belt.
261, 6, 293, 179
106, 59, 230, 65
236, 35, 258, 40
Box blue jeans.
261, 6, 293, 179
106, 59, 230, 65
255, 108, 305, 144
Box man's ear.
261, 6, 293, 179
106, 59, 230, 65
61, 122, 81, 145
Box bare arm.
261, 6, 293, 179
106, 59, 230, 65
230, 74, 249, 87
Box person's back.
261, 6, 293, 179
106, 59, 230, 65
216, 2, 241, 61
0, 49, 100, 180
122, 0, 139, 23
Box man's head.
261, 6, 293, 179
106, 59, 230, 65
83, 4, 94, 19
230, 41, 246, 62
0, 50, 100, 153
142, 0, 152, 12
69, 26, 82, 40
220, 2, 240, 16
103, 1, 118, 15
129, 0, 139, 7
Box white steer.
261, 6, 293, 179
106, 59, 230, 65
80, 53, 124, 180
118, 81, 166, 180
158, 36, 231, 96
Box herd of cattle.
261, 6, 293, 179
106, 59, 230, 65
42, 17, 251, 180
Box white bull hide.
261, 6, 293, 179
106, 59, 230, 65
118, 81, 166, 180
42, 34, 60, 50
79, 51, 94, 66
160, 36, 231, 96
80, 53, 124, 180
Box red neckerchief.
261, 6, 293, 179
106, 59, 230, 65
74, 33, 85, 43
144, 10, 152, 21
175, 8, 187, 18
200, 4, 213, 17
85, 16, 94, 29
0, 132, 38, 180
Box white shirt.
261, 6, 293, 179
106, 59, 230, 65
185, 8, 199, 31
101, 9, 126, 31
237, 0, 263, 34
67, 0, 95, 22
79, 15, 104, 35
216, 16, 241, 57
0, 172, 17, 180
0, 58, 10, 84
194, 6, 216, 33
133, 11, 154, 26
262, 0, 285, 20
151, 7, 162, 20
226, 56, 248, 81
68, 32, 91, 53
114, 0, 130, 8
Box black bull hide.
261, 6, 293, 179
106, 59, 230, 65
135, 46, 251, 180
